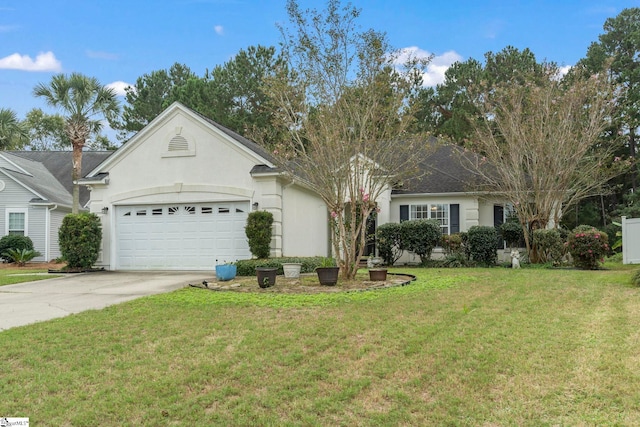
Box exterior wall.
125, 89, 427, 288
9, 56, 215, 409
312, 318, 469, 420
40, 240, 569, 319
48, 208, 69, 261
282, 183, 329, 257
87, 108, 278, 269
0, 176, 48, 262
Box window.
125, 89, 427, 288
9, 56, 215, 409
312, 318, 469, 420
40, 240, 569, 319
409, 204, 450, 235
6, 209, 27, 236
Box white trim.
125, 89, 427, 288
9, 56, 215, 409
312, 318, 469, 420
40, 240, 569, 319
0, 169, 48, 202
0, 153, 32, 176
5, 208, 28, 236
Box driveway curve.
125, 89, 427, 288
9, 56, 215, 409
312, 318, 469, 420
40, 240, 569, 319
0, 271, 207, 331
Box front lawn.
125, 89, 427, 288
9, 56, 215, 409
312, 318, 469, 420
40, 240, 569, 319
0, 267, 59, 286
1, 267, 639, 425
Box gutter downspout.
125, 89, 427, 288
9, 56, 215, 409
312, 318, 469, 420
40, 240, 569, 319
46, 204, 58, 261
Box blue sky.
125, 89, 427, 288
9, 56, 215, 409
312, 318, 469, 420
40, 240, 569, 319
1, 0, 638, 123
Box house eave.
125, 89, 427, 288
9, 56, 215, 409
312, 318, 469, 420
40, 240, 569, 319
391, 191, 492, 198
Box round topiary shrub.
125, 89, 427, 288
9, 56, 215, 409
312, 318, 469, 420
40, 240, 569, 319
59, 212, 102, 269
400, 219, 441, 264
467, 226, 498, 266
567, 225, 609, 270
0, 234, 35, 263
501, 220, 524, 249
245, 211, 274, 259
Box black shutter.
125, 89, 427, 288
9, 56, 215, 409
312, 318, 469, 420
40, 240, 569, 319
450, 204, 460, 234
400, 205, 409, 222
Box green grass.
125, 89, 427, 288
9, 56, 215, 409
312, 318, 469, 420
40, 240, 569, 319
2, 267, 640, 425
0, 268, 59, 286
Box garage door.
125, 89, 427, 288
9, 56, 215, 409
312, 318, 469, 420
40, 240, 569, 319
115, 202, 250, 270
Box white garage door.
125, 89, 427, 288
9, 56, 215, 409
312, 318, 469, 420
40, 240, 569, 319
115, 202, 250, 270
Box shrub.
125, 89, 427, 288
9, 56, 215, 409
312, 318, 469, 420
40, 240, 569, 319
245, 211, 274, 259
0, 235, 34, 263
235, 257, 325, 276
467, 226, 498, 266
632, 269, 640, 287
532, 229, 564, 264
59, 213, 102, 269
441, 233, 463, 255
376, 223, 403, 266
567, 225, 609, 270
2, 248, 41, 266
400, 219, 441, 264
441, 252, 473, 268
500, 220, 524, 249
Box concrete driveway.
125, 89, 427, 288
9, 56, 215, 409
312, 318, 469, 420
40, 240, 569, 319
0, 271, 208, 331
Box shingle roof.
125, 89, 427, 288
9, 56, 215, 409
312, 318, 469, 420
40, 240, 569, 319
392, 142, 486, 195
4, 151, 114, 206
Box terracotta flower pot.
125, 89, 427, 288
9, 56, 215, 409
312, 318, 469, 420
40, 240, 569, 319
369, 268, 388, 281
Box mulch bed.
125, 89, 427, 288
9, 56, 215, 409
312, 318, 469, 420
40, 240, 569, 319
190, 273, 416, 294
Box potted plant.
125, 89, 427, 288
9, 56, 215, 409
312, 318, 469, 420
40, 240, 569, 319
215, 260, 237, 281
368, 267, 388, 281
256, 267, 277, 288
315, 257, 339, 286
282, 262, 302, 278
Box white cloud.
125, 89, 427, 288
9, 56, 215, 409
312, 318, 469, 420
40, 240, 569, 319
558, 65, 572, 76
106, 81, 133, 96
395, 47, 463, 87
0, 51, 62, 72
214, 25, 224, 35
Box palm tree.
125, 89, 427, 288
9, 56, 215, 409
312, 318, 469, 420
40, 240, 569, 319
34, 73, 120, 213
0, 108, 29, 149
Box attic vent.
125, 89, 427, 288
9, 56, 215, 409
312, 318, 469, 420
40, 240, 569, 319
168, 135, 189, 151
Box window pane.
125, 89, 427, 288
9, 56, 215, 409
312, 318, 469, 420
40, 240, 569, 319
430, 204, 449, 235
410, 205, 429, 220
8, 212, 25, 234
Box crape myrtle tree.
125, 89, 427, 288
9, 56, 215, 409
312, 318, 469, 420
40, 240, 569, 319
34, 73, 120, 213
266, 0, 431, 279
463, 66, 627, 258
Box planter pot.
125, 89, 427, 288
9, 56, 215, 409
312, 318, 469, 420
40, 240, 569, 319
256, 267, 278, 288
369, 268, 388, 281
282, 263, 302, 278
316, 267, 339, 286
215, 264, 237, 281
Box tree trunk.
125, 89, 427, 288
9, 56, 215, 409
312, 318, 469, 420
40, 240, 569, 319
71, 141, 83, 214
630, 129, 637, 193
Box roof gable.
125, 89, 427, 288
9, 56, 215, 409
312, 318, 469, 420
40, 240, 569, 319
87, 102, 277, 177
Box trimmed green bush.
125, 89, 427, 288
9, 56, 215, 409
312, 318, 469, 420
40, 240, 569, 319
59, 213, 102, 269
567, 225, 609, 270
245, 211, 274, 259
0, 235, 34, 263
400, 219, 441, 264
376, 222, 403, 266
467, 226, 498, 266
235, 257, 325, 276
501, 220, 524, 249
532, 229, 564, 264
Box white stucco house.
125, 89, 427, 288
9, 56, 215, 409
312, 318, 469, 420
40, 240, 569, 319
1, 102, 512, 270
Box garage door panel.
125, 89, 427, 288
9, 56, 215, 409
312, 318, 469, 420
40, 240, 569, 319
116, 202, 250, 270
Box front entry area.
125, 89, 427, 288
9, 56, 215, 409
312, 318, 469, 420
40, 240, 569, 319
115, 202, 250, 270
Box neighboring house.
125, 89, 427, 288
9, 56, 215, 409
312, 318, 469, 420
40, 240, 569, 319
77, 102, 510, 270
0, 150, 113, 261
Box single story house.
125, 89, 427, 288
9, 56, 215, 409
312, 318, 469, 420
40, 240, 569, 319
1, 102, 511, 269
0, 150, 112, 261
